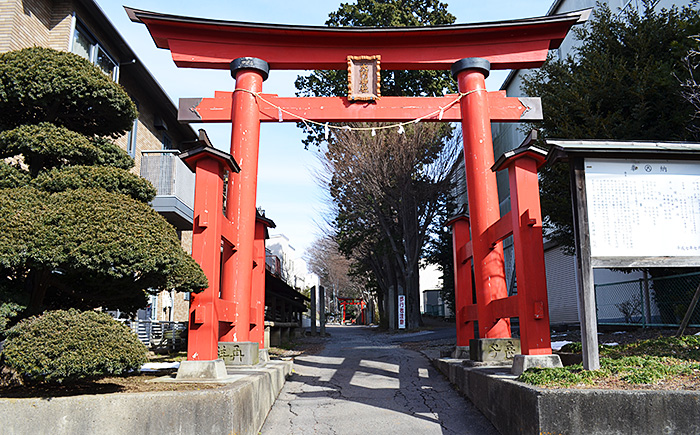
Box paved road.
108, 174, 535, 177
260, 325, 498, 435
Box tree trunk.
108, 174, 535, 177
387, 283, 396, 330
406, 260, 422, 329
26, 268, 51, 315
401, 190, 423, 329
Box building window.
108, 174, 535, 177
162, 132, 172, 150
127, 101, 139, 157
148, 295, 158, 321
71, 21, 118, 80
222, 170, 230, 216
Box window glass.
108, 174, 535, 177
127, 120, 138, 157
71, 21, 118, 80
95, 46, 116, 77
162, 133, 172, 150
149, 295, 158, 321
72, 26, 92, 60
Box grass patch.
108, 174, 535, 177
519, 335, 700, 389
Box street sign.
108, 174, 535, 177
398, 295, 406, 329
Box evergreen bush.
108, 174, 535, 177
1, 309, 147, 384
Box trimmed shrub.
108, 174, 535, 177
35, 165, 157, 203
0, 47, 138, 137
1, 309, 147, 383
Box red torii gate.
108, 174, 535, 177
337, 298, 367, 324
128, 7, 587, 362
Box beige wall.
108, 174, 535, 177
0, 0, 74, 53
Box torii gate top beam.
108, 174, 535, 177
125, 7, 590, 71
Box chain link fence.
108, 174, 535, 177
423, 304, 445, 317
595, 271, 700, 327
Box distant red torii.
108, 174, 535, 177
337, 298, 368, 324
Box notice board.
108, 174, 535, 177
584, 158, 700, 266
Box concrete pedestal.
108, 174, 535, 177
512, 354, 563, 376
175, 359, 228, 380
259, 348, 270, 363
452, 346, 470, 359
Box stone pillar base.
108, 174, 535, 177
176, 359, 228, 380
452, 346, 470, 359
470, 338, 520, 363
218, 341, 260, 366
258, 348, 270, 364
511, 354, 563, 376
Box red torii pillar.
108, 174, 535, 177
452, 59, 511, 339
220, 58, 270, 343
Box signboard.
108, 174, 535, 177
398, 295, 406, 329
585, 158, 700, 264
347, 55, 381, 102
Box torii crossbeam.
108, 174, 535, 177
128, 7, 588, 364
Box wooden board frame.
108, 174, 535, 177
347, 55, 381, 102
547, 139, 700, 371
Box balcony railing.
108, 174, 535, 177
140, 150, 195, 230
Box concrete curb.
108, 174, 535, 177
0, 360, 292, 435
430, 356, 700, 435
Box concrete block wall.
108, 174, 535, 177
0, 360, 293, 435
433, 357, 700, 435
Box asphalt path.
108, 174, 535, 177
260, 325, 498, 435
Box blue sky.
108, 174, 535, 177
95, 0, 554, 255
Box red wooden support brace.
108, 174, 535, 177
492, 138, 552, 355
180, 143, 241, 360
252, 213, 275, 349
447, 210, 476, 347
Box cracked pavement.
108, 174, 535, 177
260, 325, 498, 435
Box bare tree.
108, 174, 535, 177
305, 235, 366, 315
680, 36, 700, 133
320, 122, 460, 329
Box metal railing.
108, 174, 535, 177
140, 150, 194, 210
123, 320, 187, 350
595, 271, 700, 328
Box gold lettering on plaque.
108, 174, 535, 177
347, 55, 381, 102
359, 65, 369, 94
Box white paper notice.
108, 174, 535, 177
585, 158, 700, 258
